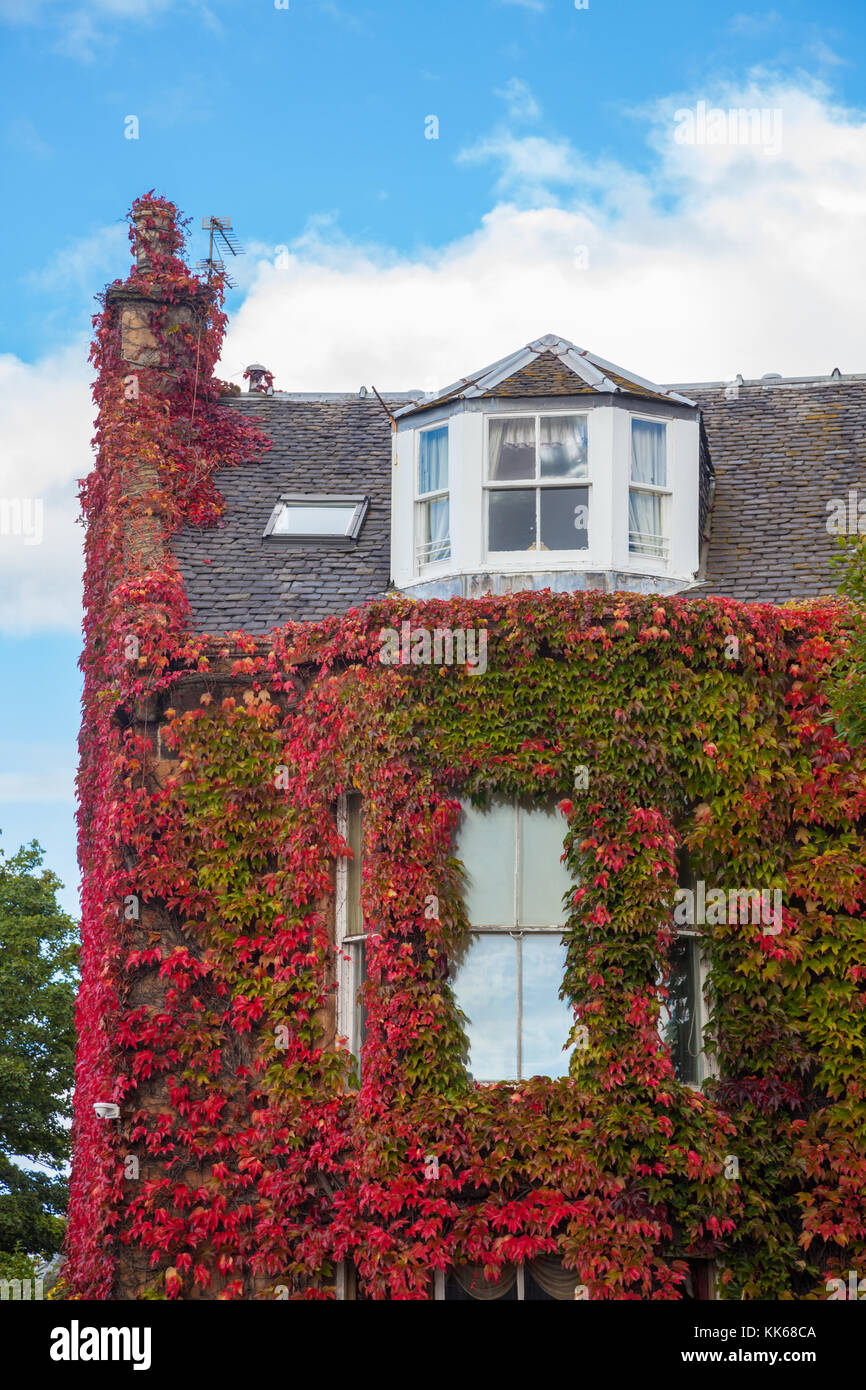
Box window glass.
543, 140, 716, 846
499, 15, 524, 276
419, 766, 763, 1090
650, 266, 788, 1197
660, 935, 700, 1084
489, 488, 536, 551
345, 796, 363, 937
628, 490, 663, 555
539, 415, 588, 479
521, 934, 572, 1078
459, 802, 515, 925
272, 503, 356, 536
489, 418, 536, 481
349, 938, 367, 1070
419, 496, 450, 564
419, 426, 449, 495
456, 933, 518, 1081
487, 414, 590, 555
518, 806, 571, 925
453, 803, 575, 1083
540, 485, 589, 552
631, 419, 667, 487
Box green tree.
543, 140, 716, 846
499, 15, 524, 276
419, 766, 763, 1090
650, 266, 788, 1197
0, 839, 78, 1260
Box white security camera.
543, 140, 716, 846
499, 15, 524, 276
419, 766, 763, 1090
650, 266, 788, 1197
93, 1102, 120, 1120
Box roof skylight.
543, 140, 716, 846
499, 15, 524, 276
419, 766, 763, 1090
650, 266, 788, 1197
263, 494, 369, 544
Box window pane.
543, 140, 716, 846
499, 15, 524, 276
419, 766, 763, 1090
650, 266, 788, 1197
631, 419, 666, 486
489, 488, 536, 551
628, 490, 663, 556
419, 496, 450, 563
445, 1267, 518, 1300
489, 418, 536, 481
419, 426, 448, 495
521, 934, 572, 1079
458, 802, 515, 925
660, 936, 700, 1084
272, 504, 355, 536
518, 806, 571, 926
350, 938, 367, 1068
452, 933, 518, 1081
539, 415, 588, 479
346, 796, 363, 937
540, 485, 588, 551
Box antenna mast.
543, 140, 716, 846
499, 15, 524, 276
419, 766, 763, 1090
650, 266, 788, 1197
197, 216, 245, 288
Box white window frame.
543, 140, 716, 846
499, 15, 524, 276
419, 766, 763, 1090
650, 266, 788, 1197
628, 415, 671, 563
483, 411, 591, 563
455, 802, 572, 1083
415, 424, 451, 571
335, 794, 366, 1072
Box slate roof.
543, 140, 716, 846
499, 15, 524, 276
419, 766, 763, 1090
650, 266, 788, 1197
174, 394, 399, 634
394, 333, 694, 415
173, 348, 866, 633
684, 375, 866, 604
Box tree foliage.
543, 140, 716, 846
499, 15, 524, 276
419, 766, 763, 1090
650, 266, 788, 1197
0, 840, 78, 1259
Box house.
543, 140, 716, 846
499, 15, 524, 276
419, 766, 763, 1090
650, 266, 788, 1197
66, 196, 866, 1302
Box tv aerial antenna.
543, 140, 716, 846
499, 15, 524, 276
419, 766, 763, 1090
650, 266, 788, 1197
198, 216, 244, 288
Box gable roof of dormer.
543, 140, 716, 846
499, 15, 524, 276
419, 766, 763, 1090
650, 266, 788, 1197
393, 333, 698, 417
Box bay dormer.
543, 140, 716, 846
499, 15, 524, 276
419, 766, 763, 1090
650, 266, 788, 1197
390, 334, 709, 599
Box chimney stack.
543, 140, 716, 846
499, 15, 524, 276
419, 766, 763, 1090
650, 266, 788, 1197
244, 363, 274, 395
108, 197, 205, 370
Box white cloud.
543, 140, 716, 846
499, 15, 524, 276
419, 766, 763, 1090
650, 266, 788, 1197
0, 342, 91, 635
9, 73, 866, 632
808, 39, 848, 69
221, 76, 866, 400
0, 0, 218, 62
494, 77, 541, 123
496, 0, 547, 12
5, 118, 52, 159
0, 742, 77, 804
27, 225, 127, 298
729, 11, 783, 36
458, 132, 589, 199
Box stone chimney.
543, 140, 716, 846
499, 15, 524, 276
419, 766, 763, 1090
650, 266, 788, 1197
105, 199, 207, 573
108, 199, 206, 371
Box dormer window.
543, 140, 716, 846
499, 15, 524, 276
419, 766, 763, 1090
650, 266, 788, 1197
416, 425, 450, 567
629, 419, 669, 560
392, 335, 703, 596
486, 414, 589, 554
264, 493, 369, 544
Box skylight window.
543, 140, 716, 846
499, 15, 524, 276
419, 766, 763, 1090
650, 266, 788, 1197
263, 494, 369, 544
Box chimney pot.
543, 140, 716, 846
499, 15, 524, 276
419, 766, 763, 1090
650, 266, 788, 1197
244, 363, 274, 395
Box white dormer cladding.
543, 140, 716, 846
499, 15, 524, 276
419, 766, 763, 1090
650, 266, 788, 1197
390, 335, 702, 600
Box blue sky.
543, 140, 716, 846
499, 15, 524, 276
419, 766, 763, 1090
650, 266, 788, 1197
4, 0, 864, 359
1, 0, 866, 915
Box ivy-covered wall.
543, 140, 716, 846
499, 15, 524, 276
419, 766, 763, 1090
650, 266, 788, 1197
66, 198, 866, 1301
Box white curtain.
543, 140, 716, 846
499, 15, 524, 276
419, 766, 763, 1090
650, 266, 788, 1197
489, 418, 535, 480
628, 489, 661, 547
451, 1259, 579, 1300
422, 496, 450, 560
539, 415, 587, 478
452, 1263, 517, 1299
419, 427, 448, 495
631, 419, 666, 485
528, 1255, 581, 1300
